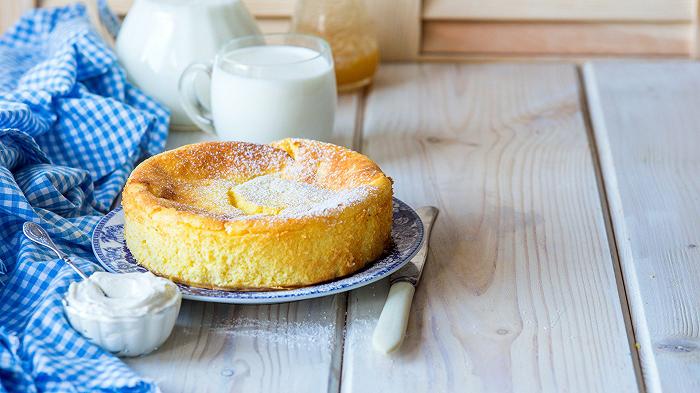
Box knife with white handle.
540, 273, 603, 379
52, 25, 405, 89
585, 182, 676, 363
372, 206, 439, 354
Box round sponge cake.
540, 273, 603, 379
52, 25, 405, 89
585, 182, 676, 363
122, 139, 393, 290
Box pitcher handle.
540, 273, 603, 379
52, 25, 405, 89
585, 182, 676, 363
178, 63, 216, 134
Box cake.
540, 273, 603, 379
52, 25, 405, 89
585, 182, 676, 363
121, 138, 393, 290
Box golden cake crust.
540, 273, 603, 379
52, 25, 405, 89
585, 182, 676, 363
122, 138, 393, 289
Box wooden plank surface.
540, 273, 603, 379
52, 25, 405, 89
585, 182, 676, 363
341, 64, 640, 392
583, 61, 700, 393
363, 0, 421, 60
242, 0, 293, 18
0, 0, 35, 35
257, 18, 291, 34
100, 0, 293, 17
103, 0, 132, 15
125, 93, 360, 393
78, 0, 700, 23
423, 0, 696, 22
38, 0, 415, 60
423, 21, 694, 57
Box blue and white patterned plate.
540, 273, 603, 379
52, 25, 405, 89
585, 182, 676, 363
92, 198, 424, 304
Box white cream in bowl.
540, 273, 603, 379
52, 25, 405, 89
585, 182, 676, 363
64, 271, 181, 357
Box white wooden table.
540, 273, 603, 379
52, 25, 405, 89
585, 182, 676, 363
125, 62, 700, 393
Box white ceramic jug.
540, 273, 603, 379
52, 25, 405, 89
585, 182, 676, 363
115, 0, 261, 130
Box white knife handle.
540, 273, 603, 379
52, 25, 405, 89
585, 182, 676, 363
372, 281, 416, 354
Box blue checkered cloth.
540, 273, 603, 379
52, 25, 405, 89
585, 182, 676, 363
0, 4, 169, 392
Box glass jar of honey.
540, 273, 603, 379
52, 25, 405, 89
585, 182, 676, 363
292, 0, 379, 92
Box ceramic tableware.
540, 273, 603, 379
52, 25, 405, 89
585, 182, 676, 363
92, 198, 423, 304
178, 33, 337, 143
116, 0, 261, 129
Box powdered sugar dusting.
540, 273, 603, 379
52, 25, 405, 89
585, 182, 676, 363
232, 174, 336, 211
168, 141, 290, 181
147, 140, 382, 221
231, 173, 372, 219
209, 317, 335, 350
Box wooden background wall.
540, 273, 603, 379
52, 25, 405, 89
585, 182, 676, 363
1, 0, 698, 60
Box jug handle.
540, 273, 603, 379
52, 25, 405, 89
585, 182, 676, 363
179, 63, 217, 134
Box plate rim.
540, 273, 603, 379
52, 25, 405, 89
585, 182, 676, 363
92, 198, 424, 304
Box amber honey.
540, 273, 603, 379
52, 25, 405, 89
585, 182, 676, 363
292, 0, 379, 92
329, 33, 379, 91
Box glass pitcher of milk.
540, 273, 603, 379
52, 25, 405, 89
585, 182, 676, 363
178, 34, 337, 143
116, 0, 261, 130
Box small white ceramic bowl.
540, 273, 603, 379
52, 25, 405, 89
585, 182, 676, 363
63, 295, 181, 357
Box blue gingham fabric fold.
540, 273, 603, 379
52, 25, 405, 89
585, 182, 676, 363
0, 4, 169, 392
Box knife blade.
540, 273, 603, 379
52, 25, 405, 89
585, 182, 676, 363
389, 206, 439, 286
372, 206, 439, 354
